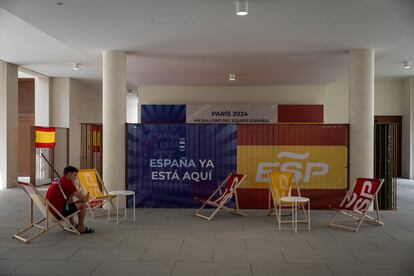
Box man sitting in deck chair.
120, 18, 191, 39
194, 173, 247, 220
46, 166, 94, 234
13, 181, 80, 243
329, 178, 384, 232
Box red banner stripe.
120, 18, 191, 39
35, 142, 56, 148
237, 124, 349, 146
35, 127, 56, 132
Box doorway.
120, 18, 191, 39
18, 78, 35, 178
374, 115, 402, 177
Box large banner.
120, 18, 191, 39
186, 104, 277, 124
127, 123, 349, 209
127, 124, 237, 207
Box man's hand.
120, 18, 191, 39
73, 190, 89, 202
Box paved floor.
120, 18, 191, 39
0, 180, 414, 276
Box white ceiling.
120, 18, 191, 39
0, 0, 413, 86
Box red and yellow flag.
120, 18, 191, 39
88, 125, 101, 152
35, 127, 56, 148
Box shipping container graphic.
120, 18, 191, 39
127, 123, 349, 209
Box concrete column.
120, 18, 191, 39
0, 61, 18, 189
349, 49, 375, 183
102, 51, 126, 195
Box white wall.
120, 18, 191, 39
34, 76, 50, 126
324, 79, 348, 123
49, 77, 102, 169
68, 79, 102, 167
50, 77, 70, 128
375, 79, 404, 115
138, 85, 325, 105
324, 78, 405, 123
126, 93, 138, 123
140, 81, 404, 125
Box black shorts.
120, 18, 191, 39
61, 202, 78, 217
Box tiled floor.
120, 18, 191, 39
0, 180, 414, 276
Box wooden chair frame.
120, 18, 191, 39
77, 169, 116, 218
267, 172, 308, 224
13, 181, 80, 243
194, 174, 247, 221
329, 178, 385, 232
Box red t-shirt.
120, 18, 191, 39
46, 176, 78, 213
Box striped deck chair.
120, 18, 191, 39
194, 173, 247, 221
267, 171, 307, 224
76, 169, 116, 218
329, 178, 385, 232
13, 181, 80, 243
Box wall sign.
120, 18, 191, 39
186, 104, 277, 124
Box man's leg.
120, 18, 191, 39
74, 202, 86, 231
69, 217, 76, 227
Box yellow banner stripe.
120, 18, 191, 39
237, 145, 347, 190
36, 131, 56, 144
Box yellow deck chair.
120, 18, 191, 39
267, 171, 307, 224
77, 169, 116, 218
13, 181, 80, 243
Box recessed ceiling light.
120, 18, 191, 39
229, 73, 236, 81
403, 61, 411, 69
72, 63, 80, 71
128, 89, 132, 95
56, 2, 63, 6
236, 0, 248, 16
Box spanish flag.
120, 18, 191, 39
35, 127, 56, 148
88, 125, 101, 152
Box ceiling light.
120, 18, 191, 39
56, 2, 63, 6
236, 0, 248, 16
403, 61, 411, 69
72, 63, 80, 71
128, 89, 132, 95
229, 73, 236, 81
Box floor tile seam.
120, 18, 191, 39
0, 247, 13, 258
382, 230, 402, 242
347, 251, 364, 264
65, 246, 83, 261
305, 239, 316, 250
3, 258, 30, 276
248, 261, 253, 276
280, 249, 288, 262
138, 248, 148, 261
87, 260, 102, 276
324, 263, 337, 276
367, 239, 384, 252
170, 261, 177, 276
401, 263, 414, 274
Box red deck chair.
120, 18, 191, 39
329, 178, 385, 232
194, 173, 247, 220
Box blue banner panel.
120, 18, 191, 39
127, 124, 237, 207
141, 105, 186, 124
